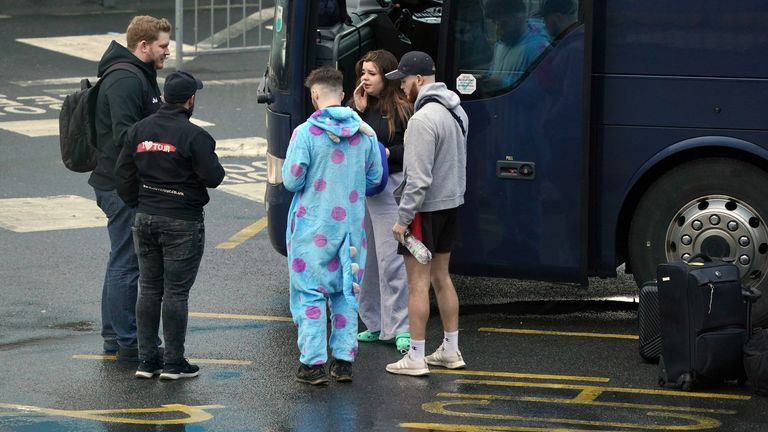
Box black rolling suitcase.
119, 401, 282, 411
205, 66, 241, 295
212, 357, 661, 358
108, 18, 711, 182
657, 254, 758, 390
638, 281, 661, 363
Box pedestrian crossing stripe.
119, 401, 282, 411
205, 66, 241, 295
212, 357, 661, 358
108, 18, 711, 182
0, 195, 106, 232
16, 34, 195, 67
0, 117, 215, 137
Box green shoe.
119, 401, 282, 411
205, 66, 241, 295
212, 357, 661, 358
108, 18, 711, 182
357, 329, 380, 342
395, 332, 411, 354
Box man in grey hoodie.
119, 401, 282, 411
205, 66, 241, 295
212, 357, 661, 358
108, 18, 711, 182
383, 51, 468, 376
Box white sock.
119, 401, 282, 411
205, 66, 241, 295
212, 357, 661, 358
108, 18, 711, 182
408, 339, 425, 361
443, 330, 459, 353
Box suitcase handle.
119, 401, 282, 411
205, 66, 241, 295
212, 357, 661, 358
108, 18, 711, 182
743, 287, 762, 304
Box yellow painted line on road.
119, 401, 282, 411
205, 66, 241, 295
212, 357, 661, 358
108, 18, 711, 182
216, 217, 267, 249
437, 392, 738, 415
457, 379, 751, 400
479, 327, 639, 340
430, 369, 609, 383
0, 403, 224, 425
72, 355, 251, 365
189, 311, 292, 322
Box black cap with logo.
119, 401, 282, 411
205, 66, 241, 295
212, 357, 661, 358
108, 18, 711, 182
385, 51, 436, 80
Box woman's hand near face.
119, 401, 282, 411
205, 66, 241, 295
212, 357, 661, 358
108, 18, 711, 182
353, 82, 367, 112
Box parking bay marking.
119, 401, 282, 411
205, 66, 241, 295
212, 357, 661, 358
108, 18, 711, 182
189, 311, 293, 322
0, 403, 224, 425
215, 217, 267, 249
72, 355, 251, 365
480, 327, 639, 340
430, 369, 609, 383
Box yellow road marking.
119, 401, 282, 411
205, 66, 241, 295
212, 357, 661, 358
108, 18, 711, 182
400, 424, 610, 431
189, 311, 293, 322
458, 379, 751, 400
437, 392, 738, 415
72, 355, 251, 365
421, 400, 722, 430
216, 217, 267, 249
479, 327, 639, 340
430, 369, 609, 383
0, 403, 224, 425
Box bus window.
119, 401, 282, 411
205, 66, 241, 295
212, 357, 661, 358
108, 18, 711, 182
453, 0, 556, 97
269, 0, 292, 91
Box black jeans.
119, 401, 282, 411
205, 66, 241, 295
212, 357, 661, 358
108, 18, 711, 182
132, 213, 204, 365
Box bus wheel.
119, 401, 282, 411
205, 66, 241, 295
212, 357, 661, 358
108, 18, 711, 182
628, 157, 768, 326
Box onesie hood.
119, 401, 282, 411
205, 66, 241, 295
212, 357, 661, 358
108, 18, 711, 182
308, 106, 375, 143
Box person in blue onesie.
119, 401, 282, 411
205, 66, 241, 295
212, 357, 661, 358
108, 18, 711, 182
283, 67, 383, 385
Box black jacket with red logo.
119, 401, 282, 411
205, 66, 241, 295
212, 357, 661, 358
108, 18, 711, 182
115, 104, 225, 221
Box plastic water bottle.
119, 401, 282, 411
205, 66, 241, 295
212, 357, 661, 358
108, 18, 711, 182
403, 230, 432, 264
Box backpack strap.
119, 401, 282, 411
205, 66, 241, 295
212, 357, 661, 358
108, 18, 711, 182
97, 63, 150, 106
417, 96, 466, 136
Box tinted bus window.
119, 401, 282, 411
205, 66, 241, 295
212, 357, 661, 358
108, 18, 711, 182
453, 0, 581, 98
269, 0, 292, 91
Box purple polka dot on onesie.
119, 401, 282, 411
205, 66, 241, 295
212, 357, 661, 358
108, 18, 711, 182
313, 178, 327, 192
305, 306, 322, 320
311, 110, 321, 119
358, 268, 365, 281
348, 190, 359, 203
291, 258, 306, 273
290, 129, 298, 142
351, 346, 359, 359
341, 127, 351, 137
331, 149, 345, 164
333, 314, 347, 329
290, 164, 303, 177
362, 237, 368, 249
314, 234, 327, 247
349, 134, 361, 146
327, 258, 340, 272
296, 204, 306, 218
313, 360, 325, 365
309, 125, 323, 136
317, 287, 328, 296
332, 207, 347, 221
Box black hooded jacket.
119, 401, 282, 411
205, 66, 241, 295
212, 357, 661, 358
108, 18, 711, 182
88, 40, 162, 191
115, 105, 225, 221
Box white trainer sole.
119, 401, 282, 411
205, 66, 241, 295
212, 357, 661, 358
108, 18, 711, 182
159, 371, 200, 380
135, 369, 162, 379
385, 365, 430, 376
426, 359, 466, 369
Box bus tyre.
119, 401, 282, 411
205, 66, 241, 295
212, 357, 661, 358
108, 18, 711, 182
628, 157, 768, 327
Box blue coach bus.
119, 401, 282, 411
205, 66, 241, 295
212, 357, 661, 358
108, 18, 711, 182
258, 0, 768, 323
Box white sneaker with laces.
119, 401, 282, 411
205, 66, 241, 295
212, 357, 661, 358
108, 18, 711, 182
425, 344, 466, 369
386, 354, 430, 376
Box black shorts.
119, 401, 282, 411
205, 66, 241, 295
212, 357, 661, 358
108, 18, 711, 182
397, 207, 461, 256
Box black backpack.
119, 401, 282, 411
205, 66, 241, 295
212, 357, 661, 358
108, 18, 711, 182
59, 63, 148, 172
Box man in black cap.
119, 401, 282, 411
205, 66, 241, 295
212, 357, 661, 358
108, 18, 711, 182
384, 51, 469, 376
115, 70, 225, 380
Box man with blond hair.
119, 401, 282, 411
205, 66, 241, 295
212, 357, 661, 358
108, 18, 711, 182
89, 15, 170, 363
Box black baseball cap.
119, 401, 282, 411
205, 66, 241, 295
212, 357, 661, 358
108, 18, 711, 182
385, 51, 435, 80
535, 0, 577, 17
163, 71, 203, 104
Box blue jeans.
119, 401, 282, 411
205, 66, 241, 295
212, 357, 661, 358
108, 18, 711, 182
133, 213, 204, 364
94, 188, 138, 349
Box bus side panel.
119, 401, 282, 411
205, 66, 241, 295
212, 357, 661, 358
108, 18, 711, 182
590, 0, 768, 275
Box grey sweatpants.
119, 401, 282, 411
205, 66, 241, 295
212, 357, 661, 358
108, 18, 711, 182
359, 171, 409, 340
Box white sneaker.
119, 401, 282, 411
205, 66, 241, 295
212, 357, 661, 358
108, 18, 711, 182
386, 355, 430, 376
425, 344, 466, 369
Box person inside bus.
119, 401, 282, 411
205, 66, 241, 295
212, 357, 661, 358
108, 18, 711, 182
349, 49, 414, 355
283, 67, 383, 385
537, 0, 580, 41
482, 0, 549, 91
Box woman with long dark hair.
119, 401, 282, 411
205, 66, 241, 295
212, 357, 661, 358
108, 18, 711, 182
350, 49, 413, 353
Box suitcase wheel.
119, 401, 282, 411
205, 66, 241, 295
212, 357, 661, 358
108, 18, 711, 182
679, 373, 693, 391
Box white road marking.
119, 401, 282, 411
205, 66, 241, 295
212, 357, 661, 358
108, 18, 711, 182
0, 14, 11, 19
12, 77, 261, 88
0, 117, 215, 137
217, 183, 266, 203
0, 196, 106, 232
216, 137, 266, 157
15, 34, 196, 68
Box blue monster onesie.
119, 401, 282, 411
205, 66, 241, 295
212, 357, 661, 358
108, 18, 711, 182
283, 106, 383, 366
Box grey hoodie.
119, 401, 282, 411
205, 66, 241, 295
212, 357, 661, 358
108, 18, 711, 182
397, 82, 468, 226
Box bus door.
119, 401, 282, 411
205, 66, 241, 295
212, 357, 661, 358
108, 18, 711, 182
441, 0, 590, 283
